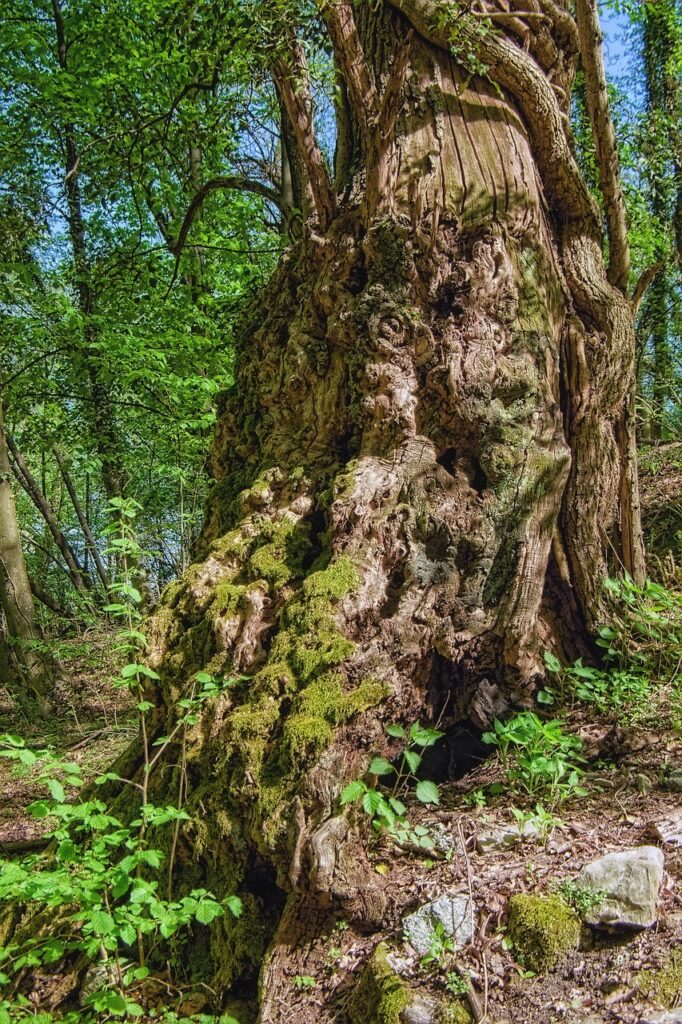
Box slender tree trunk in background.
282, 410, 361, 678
6, 434, 92, 598
102, 3, 647, 1019
50, 0, 128, 515
53, 447, 109, 592
640, 0, 682, 436
646, 271, 672, 439
0, 399, 52, 708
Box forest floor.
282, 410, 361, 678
0, 630, 136, 853
1, 635, 681, 1024
278, 709, 682, 1024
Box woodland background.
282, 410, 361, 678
0, 2, 682, 1024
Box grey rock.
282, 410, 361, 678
576, 845, 664, 929
402, 892, 473, 955
641, 1011, 682, 1024
427, 820, 458, 855
667, 768, 682, 792
400, 994, 440, 1024
476, 820, 538, 853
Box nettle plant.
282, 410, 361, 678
0, 501, 242, 1023
340, 722, 443, 849
539, 575, 682, 724
482, 712, 587, 804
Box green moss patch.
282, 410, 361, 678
282, 712, 334, 759
297, 673, 390, 725
211, 581, 246, 616
210, 892, 271, 993
347, 942, 410, 1024
507, 894, 580, 973
439, 1002, 473, 1024
302, 555, 358, 599
247, 517, 312, 589
637, 949, 682, 1008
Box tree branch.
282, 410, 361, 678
631, 261, 662, 314
574, 0, 631, 291
316, 1, 379, 151
272, 36, 336, 230
29, 575, 72, 618
171, 176, 292, 258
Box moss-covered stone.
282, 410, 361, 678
637, 949, 682, 1008
346, 942, 410, 1024
507, 894, 580, 973
438, 1001, 473, 1024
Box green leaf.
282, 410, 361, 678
47, 779, 65, 803
42, 939, 66, 963
385, 724, 405, 738
88, 909, 115, 935
225, 895, 243, 917
543, 651, 562, 673
362, 789, 384, 815
1, 734, 25, 748
57, 839, 77, 862
409, 724, 444, 747
368, 757, 394, 776
388, 796, 407, 816
27, 800, 50, 819
415, 780, 440, 805
340, 780, 366, 805
118, 924, 137, 946
120, 663, 160, 680
195, 900, 223, 925
403, 749, 421, 772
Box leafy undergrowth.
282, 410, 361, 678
1, 575, 682, 1024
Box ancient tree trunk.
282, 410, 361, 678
135, 3, 645, 1020
0, 399, 52, 708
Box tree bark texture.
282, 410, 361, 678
116, 3, 646, 1020
0, 399, 52, 707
